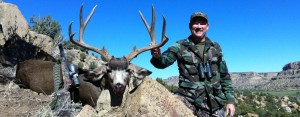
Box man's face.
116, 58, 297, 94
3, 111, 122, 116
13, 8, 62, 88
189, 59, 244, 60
189, 17, 209, 39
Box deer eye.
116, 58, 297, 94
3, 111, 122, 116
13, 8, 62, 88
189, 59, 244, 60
126, 68, 131, 73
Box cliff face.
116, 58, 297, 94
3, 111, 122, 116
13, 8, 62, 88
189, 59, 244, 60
258, 61, 300, 90
282, 62, 300, 71
230, 72, 278, 90
164, 61, 300, 90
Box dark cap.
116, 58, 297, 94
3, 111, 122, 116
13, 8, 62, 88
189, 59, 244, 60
190, 12, 208, 22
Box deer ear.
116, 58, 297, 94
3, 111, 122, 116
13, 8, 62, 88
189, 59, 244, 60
134, 68, 152, 79
128, 64, 152, 92
84, 65, 108, 81
129, 64, 152, 79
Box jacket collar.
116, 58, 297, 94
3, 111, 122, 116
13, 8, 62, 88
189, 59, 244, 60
183, 35, 214, 47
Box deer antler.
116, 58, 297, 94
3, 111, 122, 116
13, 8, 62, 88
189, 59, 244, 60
69, 4, 112, 62
126, 5, 169, 62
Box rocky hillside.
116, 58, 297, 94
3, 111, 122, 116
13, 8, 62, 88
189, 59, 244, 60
164, 61, 300, 90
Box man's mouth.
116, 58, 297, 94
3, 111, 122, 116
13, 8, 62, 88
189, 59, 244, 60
195, 28, 201, 32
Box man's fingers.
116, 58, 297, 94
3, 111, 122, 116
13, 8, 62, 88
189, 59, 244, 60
225, 104, 235, 117
230, 108, 235, 117
150, 47, 161, 59
225, 108, 229, 116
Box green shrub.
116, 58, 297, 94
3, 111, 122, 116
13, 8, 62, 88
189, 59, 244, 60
89, 61, 97, 70
236, 90, 300, 117
78, 62, 83, 69
80, 53, 86, 60
155, 78, 178, 93
66, 53, 74, 63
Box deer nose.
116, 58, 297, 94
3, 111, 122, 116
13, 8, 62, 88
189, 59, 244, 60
115, 83, 124, 89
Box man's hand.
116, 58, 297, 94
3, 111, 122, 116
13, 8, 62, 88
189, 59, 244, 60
150, 42, 161, 58
225, 103, 235, 117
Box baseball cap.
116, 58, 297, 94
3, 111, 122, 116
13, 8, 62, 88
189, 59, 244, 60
190, 12, 208, 22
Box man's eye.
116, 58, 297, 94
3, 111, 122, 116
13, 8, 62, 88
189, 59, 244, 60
193, 22, 207, 25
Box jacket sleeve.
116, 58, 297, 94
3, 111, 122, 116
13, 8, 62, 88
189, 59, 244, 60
150, 43, 180, 69
215, 43, 236, 104
220, 62, 236, 104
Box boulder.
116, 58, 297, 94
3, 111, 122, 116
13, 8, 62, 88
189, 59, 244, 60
246, 113, 259, 117
0, 2, 29, 45
0, 64, 16, 78
0, 2, 59, 66
76, 105, 97, 117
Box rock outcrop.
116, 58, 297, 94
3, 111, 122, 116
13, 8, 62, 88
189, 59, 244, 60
282, 61, 300, 71
259, 61, 300, 90
0, 2, 28, 45
279, 96, 300, 113
0, 2, 58, 67
163, 76, 179, 86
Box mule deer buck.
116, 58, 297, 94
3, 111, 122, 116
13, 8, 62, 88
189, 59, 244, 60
68, 4, 168, 106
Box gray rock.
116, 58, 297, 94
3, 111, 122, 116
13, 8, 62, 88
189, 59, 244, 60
282, 61, 300, 71
0, 2, 59, 66
0, 64, 16, 78
0, 2, 29, 45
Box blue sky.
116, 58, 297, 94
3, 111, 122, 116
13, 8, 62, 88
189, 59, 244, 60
5, 0, 300, 79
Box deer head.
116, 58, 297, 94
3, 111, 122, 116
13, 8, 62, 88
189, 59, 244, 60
69, 4, 168, 94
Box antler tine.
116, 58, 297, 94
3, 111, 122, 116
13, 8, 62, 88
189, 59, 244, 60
79, 4, 97, 43
162, 16, 167, 43
138, 5, 156, 44
69, 4, 112, 62
126, 5, 169, 62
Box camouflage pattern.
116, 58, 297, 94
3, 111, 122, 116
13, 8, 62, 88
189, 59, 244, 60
151, 36, 235, 113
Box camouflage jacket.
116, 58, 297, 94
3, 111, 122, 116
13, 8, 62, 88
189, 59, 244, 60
151, 36, 235, 111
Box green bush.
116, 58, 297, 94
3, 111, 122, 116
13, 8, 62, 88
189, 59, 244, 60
89, 61, 97, 70
66, 53, 74, 64
155, 78, 178, 93
80, 53, 86, 60
78, 62, 83, 69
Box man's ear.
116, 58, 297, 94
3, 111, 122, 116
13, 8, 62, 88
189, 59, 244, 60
206, 24, 209, 30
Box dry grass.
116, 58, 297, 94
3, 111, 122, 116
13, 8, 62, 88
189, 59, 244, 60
0, 77, 82, 117
0, 80, 51, 116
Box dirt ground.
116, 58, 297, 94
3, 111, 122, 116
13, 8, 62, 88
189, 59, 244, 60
0, 76, 52, 117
